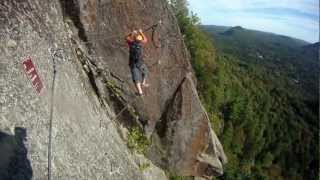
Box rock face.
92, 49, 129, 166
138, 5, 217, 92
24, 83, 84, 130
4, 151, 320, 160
152, 74, 227, 178
0, 0, 226, 179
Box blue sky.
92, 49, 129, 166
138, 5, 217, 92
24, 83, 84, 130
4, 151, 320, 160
187, 0, 319, 43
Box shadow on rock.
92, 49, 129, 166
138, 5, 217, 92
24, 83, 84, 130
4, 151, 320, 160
59, 0, 88, 42
0, 127, 33, 180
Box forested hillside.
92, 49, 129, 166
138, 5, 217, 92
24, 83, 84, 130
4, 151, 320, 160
170, 0, 319, 179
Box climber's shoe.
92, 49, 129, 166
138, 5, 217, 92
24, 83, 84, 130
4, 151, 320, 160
142, 83, 149, 87
144, 124, 153, 139
136, 92, 144, 97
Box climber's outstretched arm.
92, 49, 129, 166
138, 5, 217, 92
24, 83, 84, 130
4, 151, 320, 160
139, 29, 148, 44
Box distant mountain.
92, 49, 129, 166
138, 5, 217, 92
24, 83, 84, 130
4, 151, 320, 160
202, 25, 309, 49
201, 25, 319, 100
304, 41, 320, 49
302, 42, 320, 58
221, 26, 245, 35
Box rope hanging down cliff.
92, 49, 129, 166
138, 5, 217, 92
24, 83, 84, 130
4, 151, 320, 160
143, 20, 163, 48
47, 48, 63, 180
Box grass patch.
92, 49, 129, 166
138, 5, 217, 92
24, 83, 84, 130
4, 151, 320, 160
139, 162, 151, 172
127, 127, 150, 154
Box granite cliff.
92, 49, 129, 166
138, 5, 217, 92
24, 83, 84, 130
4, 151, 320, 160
0, 0, 226, 179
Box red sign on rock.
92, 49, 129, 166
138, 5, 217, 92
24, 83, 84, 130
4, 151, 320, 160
22, 57, 43, 94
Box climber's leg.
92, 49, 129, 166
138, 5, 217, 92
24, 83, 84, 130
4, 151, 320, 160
142, 80, 149, 87
131, 65, 144, 95
140, 64, 149, 87
135, 82, 143, 95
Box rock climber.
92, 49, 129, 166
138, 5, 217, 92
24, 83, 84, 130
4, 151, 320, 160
126, 29, 149, 96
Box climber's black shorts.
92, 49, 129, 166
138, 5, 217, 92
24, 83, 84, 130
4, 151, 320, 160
130, 63, 149, 83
